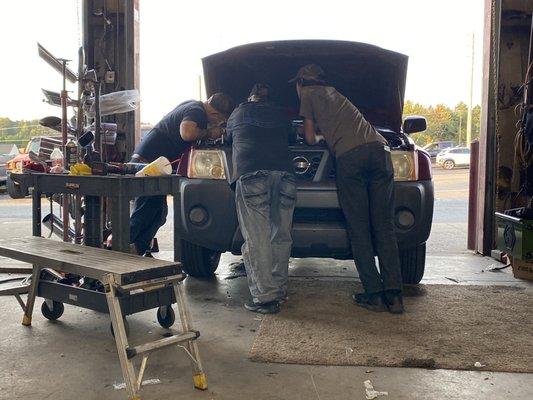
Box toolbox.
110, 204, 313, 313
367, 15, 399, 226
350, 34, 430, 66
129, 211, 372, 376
495, 211, 533, 260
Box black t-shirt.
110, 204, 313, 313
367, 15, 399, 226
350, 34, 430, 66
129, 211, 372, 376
134, 100, 207, 162
226, 101, 292, 185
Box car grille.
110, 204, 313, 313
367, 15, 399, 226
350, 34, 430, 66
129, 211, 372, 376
293, 208, 344, 222
290, 149, 335, 181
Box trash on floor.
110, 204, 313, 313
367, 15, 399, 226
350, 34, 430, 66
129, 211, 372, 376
444, 276, 460, 283
364, 380, 388, 399
113, 378, 161, 390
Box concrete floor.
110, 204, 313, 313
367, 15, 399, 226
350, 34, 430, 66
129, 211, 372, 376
0, 169, 532, 399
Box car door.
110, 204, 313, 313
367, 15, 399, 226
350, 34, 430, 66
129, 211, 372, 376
461, 148, 471, 165
454, 148, 468, 165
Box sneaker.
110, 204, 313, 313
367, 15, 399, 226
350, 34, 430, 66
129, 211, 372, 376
383, 290, 405, 314
244, 300, 280, 314
352, 292, 388, 312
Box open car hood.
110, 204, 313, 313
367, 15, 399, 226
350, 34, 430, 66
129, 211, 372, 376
202, 40, 408, 132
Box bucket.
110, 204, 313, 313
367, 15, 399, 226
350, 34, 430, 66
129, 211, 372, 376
135, 156, 172, 177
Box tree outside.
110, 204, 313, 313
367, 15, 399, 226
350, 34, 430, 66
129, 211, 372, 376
0, 117, 55, 150
403, 101, 481, 146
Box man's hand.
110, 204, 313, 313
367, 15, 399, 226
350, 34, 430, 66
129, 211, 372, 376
206, 125, 225, 140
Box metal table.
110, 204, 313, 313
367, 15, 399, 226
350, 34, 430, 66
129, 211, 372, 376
11, 173, 183, 260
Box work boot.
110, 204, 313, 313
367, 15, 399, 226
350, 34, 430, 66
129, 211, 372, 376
383, 290, 405, 314
244, 300, 280, 314
352, 292, 388, 312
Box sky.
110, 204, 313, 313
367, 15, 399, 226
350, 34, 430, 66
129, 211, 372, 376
0, 0, 484, 124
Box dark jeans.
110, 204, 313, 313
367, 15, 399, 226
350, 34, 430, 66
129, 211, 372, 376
235, 170, 297, 304
336, 142, 402, 294
129, 196, 167, 255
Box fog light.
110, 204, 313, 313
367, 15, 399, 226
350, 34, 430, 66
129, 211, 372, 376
189, 206, 208, 226
395, 209, 415, 230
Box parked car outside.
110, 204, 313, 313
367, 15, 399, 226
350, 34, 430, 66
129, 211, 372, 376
436, 147, 471, 169
423, 141, 457, 160
0, 154, 13, 188
173, 40, 434, 285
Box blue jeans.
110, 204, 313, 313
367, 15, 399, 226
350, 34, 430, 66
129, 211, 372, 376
235, 170, 297, 304
129, 196, 167, 255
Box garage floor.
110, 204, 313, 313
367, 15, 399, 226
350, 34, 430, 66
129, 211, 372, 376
0, 169, 532, 399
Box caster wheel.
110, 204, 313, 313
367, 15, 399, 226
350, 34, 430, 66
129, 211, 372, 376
41, 301, 64, 320
157, 306, 175, 329
110, 318, 130, 337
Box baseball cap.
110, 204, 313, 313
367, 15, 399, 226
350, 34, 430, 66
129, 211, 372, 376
288, 64, 325, 83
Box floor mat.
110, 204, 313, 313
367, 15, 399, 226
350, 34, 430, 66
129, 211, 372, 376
249, 279, 533, 372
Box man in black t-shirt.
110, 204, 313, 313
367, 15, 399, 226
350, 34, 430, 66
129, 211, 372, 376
226, 84, 296, 314
129, 93, 234, 256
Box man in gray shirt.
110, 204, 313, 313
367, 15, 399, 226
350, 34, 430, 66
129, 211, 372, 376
291, 64, 404, 314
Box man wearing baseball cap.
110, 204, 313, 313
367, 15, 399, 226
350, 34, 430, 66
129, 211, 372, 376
226, 83, 296, 314
290, 64, 404, 314
128, 93, 234, 256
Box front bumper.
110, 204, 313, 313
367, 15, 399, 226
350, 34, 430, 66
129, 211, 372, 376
177, 179, 434, 258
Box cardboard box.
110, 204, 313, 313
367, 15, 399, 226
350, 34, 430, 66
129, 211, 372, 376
512, 258, 533, 281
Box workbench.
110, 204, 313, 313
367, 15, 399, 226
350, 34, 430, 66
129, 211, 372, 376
11, 173, 184, 260
7, 172, 188, 328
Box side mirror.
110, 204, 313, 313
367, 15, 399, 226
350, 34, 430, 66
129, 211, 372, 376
403, 116, 427, 134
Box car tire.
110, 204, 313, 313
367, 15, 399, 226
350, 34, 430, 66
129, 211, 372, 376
442, 160, 455, 170
399, 243, 426, 284
181, 240, 221, 278
6, 175, 28, 199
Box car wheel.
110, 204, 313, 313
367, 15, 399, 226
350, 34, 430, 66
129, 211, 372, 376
399, 243, 426, 284
442, 160, 455, 170
181, 240, 221, 278
6, 175, 28, 199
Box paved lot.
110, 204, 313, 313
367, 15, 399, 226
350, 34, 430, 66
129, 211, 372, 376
0, 168, 531, 399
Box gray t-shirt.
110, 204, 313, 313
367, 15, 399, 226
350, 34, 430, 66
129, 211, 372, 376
299, 85, 387, 157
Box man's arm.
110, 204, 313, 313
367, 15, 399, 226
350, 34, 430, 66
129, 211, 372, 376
180, 121, 225, 142
299, 90, 320, 145
180, 120, 207, 142
303, 118, 320, 145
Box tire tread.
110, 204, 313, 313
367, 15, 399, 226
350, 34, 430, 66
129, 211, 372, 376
399, 243, 426, 284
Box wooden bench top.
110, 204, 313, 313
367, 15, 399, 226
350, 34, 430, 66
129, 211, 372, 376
0, 237, 183, 285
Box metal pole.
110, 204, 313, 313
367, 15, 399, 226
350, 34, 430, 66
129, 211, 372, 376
198, 75, 203, 100
458, 114, 462, 145
468, 140, 479, 249
60, 60, 70, 242
94, 81, 101, 155
525, 16, 533, 106
467, 33, 475, 148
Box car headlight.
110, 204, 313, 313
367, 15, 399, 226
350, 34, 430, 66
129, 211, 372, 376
187, 149, 226, 180
391, 150, 418, 181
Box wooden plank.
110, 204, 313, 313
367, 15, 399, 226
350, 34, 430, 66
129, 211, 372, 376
0, 237, 182, 285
